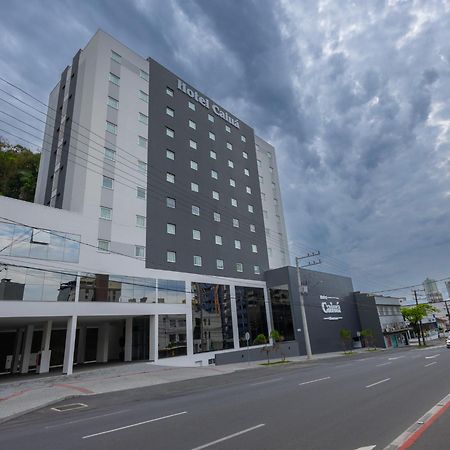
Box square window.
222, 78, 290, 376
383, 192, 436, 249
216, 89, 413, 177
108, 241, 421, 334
243, 151, 248, 159
250, 224, 256, 232
108, 72, 120, 86
100, 206, 112, 220
213, 212, 221, 222
231, 198, 237, 207
106, 121, 117, 135
225, 125, 231, 133
139, 69, 149, 81
107, 96, 119, 109
166, 87, 174, 97
135, 245, 145, 258
208, 114, 214, 122
233, 218, 239, 228
209, 131, 215, 141
102, 175, 113, 189
193, 255, 202, 267
193, 229, 201, 240
192, 205, 200, 216
215, 235, 222, 245
166, 107, 174, 117
167, 223, 176, 235
166, 172, 175, 183
228, 160, 234, 168
98, 239, 110, 252
248, 205, 254, 213
212, 191, 219, 200
210, 150, 216, 159
191, 182, 199, 192
257, 159, 262, 168
138, 135, 148, 148
189, 120, 196, 130
268, 151, 272, 159
246, 186, 252, 194
105, 148, 116, 161
211, 170, 218, 179
234, 240, 241, 249
166, 127, 175, 138
226, 142, 232, 150
236, 263, 243, 273
217, 259, 224, 270
166, 197, 176, 208
190, 140, 197, 150
190, 161, 198, 171
111, 50, 121, 63
254, 265, 260, 275
137, 186, 146, 199
259, 176, 263, 184
229, 178, 236, 187
167, 251, 176, 263
241, 135, 246, 143
139, 90, 149, 103
166, 149, 175, 160
136, 215, 146, 227
139, 113, 148, 125
252, 244, 258, 253
188, 101, 196, 111
244, 168, 250, 176
138, 160, 147, 173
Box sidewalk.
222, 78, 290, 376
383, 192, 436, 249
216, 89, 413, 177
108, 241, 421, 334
0, 346, 420, 424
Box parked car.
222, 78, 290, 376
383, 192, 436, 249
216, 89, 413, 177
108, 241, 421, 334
447, 337, 450, 349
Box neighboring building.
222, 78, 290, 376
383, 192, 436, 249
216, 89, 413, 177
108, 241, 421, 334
423, 277, 444, 303
1, 29, 293, 376
445, 281, 450, 298
354, 293, 409, 348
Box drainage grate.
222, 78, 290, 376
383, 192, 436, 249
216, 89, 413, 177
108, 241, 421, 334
51, 403, 88, 412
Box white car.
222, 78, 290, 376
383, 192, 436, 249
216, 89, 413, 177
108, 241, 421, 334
447, 337, 450, 349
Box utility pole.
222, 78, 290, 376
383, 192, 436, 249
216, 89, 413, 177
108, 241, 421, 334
296, 252, 321, 360
413, 289, 426, 346
444, 300, 450, 333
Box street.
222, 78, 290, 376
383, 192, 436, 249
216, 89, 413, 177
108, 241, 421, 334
1, 345, 449, 450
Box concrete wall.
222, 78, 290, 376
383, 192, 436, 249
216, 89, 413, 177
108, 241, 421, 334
354, 293, 385, 348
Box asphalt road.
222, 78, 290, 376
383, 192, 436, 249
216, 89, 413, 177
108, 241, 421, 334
1, 345, 449, 450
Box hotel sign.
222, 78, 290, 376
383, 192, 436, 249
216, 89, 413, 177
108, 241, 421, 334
177, 79, 240, 129
320, 295, 343, 320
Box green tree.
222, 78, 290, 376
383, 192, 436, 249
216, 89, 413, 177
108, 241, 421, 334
270, 329, 286, 361
360, 328, 374, 349
401, 304, 438, 346
339, 328, 352, 351
253, 333, 270, 364
0, 138, 40, 202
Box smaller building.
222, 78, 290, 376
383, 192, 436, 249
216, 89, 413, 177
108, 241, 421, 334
354, 293, 409, 348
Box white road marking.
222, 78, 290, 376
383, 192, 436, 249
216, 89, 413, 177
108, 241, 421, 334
388, 356, 404, 360
356, 358, 369, 361
250, 377, 283, 386
51, 403, 88, 412
425, 354, 440, 359
82, 411, 187, 439
376, 362, 391, 367
190, 424, 265, 450
354, 446, 376, 450
366, 378, 390, 388
299, 376, 331, 386
425, 361, 437, 367
46, 409, 130, 429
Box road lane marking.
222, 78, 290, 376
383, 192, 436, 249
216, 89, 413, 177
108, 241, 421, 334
190, 424, 265, 450
299, 377, 331, 386
366, 378, 390, 388
82, 411, 187, 439
388, 356, 404, 361
250, 377, 283, 386
51, 403, 88, 412
354, 446, 376, 449
356, 358, 369, 361
425, 361, 437, 367
376, 362, 391, 367
425, 354, 440, 359
46, 409, 130, 429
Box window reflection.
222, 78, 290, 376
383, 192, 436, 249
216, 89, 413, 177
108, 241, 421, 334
158, 279, 186, 304
235, 286, 268, 347
191, 283, 234, 353
158, 314, 187, 358
269, 288, 294, 341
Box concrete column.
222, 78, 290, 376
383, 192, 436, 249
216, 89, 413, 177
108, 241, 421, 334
21, 324, 34, 374
76, 325, 87, 364
96, 323, 110, 363
124, 318, 133, 362
38, 320, 52, 374
63, 316, 77, 375
149, 315, 158, 362
263, 287, 273, 343
230, 285, 239, 349
74, 273, 81, 302
185, 288, 194, 356
11, 328, 24, 374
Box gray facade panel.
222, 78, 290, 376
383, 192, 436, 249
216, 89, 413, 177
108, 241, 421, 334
354, 293, 385, 347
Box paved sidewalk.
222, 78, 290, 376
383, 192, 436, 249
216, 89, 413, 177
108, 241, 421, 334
0, 345, 429, 424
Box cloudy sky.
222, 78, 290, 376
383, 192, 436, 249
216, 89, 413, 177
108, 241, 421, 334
1, 0, 449, 297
